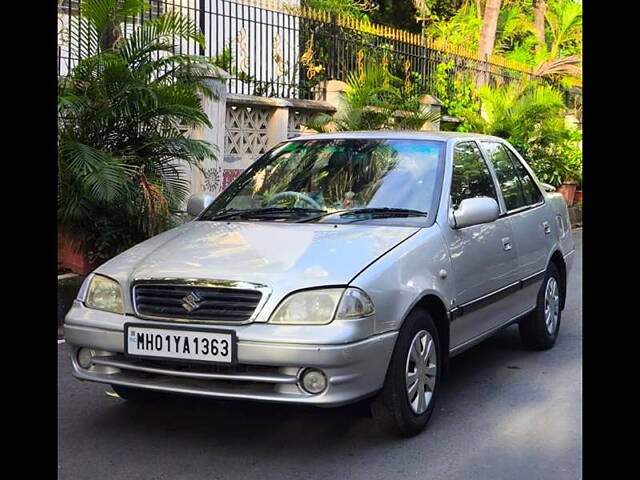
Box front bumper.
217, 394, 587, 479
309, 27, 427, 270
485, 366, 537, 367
64, 303, 398, 406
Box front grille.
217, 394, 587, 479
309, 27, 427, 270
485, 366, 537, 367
134, 284, 263, 322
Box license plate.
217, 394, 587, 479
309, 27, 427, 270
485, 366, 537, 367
124, 323, 236, 364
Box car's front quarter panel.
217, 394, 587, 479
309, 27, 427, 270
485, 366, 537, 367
350, 225, 454, 335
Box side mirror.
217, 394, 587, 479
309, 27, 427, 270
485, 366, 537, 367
540, 182, 556, 192
453, 197, 500, 229
187, 193, 216, 217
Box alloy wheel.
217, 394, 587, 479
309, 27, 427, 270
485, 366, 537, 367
405, 330, 437, 415
544, 277, 560, 335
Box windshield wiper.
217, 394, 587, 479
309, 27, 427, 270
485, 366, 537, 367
204, 207, 327, 221
339, 207, 428, 219
300, 207, 428, 223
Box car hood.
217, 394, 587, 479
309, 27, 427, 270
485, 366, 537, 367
96, 221, 419, 311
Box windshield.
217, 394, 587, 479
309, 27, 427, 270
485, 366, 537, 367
199, 138, 445, 224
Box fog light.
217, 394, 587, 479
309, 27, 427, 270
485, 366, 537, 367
300, 368, 327, 394
77, 348, 93, 369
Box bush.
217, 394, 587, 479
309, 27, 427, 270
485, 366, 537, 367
432, 60, 480, 131
465, 81, 582, 187
306, 60, 440, 132
58, 0, 218, 262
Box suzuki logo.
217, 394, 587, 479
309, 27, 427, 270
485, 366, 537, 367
181, 291, 204, 313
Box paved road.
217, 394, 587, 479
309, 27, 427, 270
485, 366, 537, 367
58, 230, 582, 480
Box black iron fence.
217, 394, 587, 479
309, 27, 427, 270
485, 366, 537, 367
58, 0, 580, 110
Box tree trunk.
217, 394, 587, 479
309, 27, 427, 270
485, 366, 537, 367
100, 21, 120, 52
533, 0, 546, 50
476, 0, 502, 87
478, 0, 501, 61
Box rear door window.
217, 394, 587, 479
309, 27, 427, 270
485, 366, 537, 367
505, 148, 544, 205
481, 142, 527, 211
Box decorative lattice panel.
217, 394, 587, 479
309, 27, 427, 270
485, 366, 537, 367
202, 165, 224, 194
288, 109, 317, 136
224, 105, 273, 157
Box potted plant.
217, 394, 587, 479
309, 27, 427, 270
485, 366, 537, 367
553, 132, 582, 207
58, 228, 101, 275
557, 180, 578, 207
573, 179, 582, 204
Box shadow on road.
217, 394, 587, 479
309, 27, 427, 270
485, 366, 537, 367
86, 324, 538, 446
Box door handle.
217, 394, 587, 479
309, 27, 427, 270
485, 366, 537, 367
502, 237, 512, 251
542, 221, 551, 234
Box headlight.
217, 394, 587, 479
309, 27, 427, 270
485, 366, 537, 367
269, 287, 374, 325
84, 274, 124, 314
335, 288, 375, 319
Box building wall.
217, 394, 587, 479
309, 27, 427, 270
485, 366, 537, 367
189, 76, 337, 201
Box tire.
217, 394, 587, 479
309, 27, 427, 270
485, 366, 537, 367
519, 263, 563, 350
111, 385, 162, 402
371, 308, 441, 437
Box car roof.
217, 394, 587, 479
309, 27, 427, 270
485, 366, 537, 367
287, 131, 508, 143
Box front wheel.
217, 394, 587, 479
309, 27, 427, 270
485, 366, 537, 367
519, 264, 563, 350
371, 309, 440, 437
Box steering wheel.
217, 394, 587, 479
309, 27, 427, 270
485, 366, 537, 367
266, 191, 323, 210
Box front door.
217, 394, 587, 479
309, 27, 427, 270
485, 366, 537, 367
442, 141, 521, 349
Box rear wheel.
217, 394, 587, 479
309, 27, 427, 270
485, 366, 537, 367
519, 264, 563, 350
371, 308, 440, 437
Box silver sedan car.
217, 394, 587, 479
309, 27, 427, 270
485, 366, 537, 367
64, 132, 575, 436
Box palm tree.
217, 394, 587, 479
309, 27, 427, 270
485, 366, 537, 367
533, 0, 581, 83
504, 0, 581, 84
465, 81, 579, 186
533, 0, 546, 48
306, 61, 440, 132
544, 0, 582, 59
477, 0, 503, 86
58, 0, 220, 261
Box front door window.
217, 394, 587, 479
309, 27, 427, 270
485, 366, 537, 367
450, 141, 498, 210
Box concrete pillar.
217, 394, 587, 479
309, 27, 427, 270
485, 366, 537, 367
420, 94, 443, 131
324, 80, 348, 111
266, 106, 289, 150
189, 68, 229, 200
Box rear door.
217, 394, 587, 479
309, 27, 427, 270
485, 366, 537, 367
479, 141, 555, 313
442, 141, 521, 349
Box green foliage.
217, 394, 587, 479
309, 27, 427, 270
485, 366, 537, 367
305, 61, 440, 132
371, 0, 420, 32
432, 60, 479, 131
426, 2, 482, 50
303, 0, 376, 20
545, 0, 583, 58
501, 0, 582, 87
212, 44, 234, 72
424, 0, 581, 86
495, 3, 533, 55
370, 0, 465, 32
211, 43, 264, 93
58, 0, 219, 262
466, 82, 581, 186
